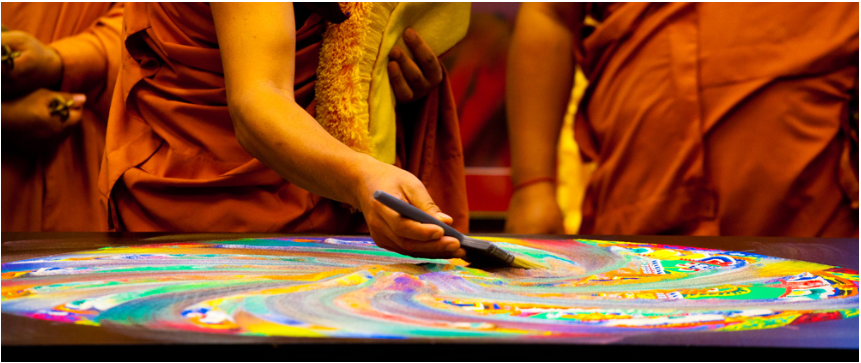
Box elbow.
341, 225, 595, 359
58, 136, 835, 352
226, 93, 257, 157
226, 85, 300, 159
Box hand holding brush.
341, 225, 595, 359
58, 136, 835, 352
374, 191, 543, 269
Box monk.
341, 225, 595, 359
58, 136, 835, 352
1, 2, 123, 231
506, 3, 859, 237
100, 3, 469, 259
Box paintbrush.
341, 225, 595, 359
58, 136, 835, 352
373, 191, 543, 269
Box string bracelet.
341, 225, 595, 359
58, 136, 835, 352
511, 176, 556, 193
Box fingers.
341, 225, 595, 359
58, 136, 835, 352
1, 31, 29, 48
369, 214, 464, 259
374, 197, 444, 241
1, 31, 62, 95
387, 28, 444, 103
64, 107, 84, 126
1, 44, 19, 78
63, 93, 87, 127
63, 98, 85, 126
387, 57, 413, 103
366, 183, 465, 259
389, 45, 428, 93
435, 212, 453, 226
49, 92, 86, 126
2, 32, 28, 77
69, 93, 87, 108
400, 236, 462, 256
372, 234, 466, 259
402, 28, 443, 86
400, 182, 446, 222
388, 29, 443, 102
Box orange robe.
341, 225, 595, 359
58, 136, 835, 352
99, 3, 468, 233
1, 2, 123, 231
574, 3, 859, 237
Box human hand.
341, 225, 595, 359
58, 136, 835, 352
387, 28, 443, 103
504, 182, 566, 234
1, 88, 86, 149
353, 157, 466, 259
1, 30, 63, 99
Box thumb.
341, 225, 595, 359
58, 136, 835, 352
68, 93, 87, 108
403, 183, 452, 225
1, 31, 28, 51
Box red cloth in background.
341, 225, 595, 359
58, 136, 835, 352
99, 3, 468, 233
1, 2, 123, 231
444, 14, 512, 168
574, 3, 859, 237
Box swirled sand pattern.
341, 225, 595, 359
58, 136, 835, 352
1, 237, 857, 339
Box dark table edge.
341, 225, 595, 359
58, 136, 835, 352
1, 343, 858, 362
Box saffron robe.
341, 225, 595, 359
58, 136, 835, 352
1, 2, 123, 231
574, 3, 859, 237
99, 3, 469, 233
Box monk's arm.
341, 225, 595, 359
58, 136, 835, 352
212, 3, 367, 207
211, 3, 464, 259
505, 3, 583, 234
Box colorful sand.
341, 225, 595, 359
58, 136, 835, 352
1, 237, 857, 339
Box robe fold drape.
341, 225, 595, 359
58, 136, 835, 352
574, 2, 858, 237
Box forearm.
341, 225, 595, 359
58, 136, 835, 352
506, 3, 581, 186
230, 85, 375, 208
212, 2, 370, 208
49, 3, 123, 94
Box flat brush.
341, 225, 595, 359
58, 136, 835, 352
373, 191, 543, 269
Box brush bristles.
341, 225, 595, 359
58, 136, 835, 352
511, 256, 546, 269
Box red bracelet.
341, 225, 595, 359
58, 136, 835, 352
511, 176, 556, 193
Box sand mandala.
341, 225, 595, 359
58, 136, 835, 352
1, 237, 857, 339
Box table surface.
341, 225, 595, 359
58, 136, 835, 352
2, 233, 858, 359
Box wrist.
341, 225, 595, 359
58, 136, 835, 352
511, 177, 557, 204
344, 152, 381, 209
46, 46, 63, 90
511, 175, 556, 193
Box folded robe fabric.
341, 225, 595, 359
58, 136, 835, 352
315, 2, 470, 164
573, 3, 858, 237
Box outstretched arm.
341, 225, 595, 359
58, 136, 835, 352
505, 2, 584, 234
211, 3, 464, 259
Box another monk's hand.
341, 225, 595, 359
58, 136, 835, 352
1, 30, 63, 99
504, 182, 566, 235
388, 28, 443, 103
1, 88, 86, 149
355, 159, 466, 259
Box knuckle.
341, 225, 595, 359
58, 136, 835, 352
423, 229, 439, 241
407, 72, 424, 85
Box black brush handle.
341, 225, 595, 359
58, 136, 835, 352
373, 191, 465, 241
